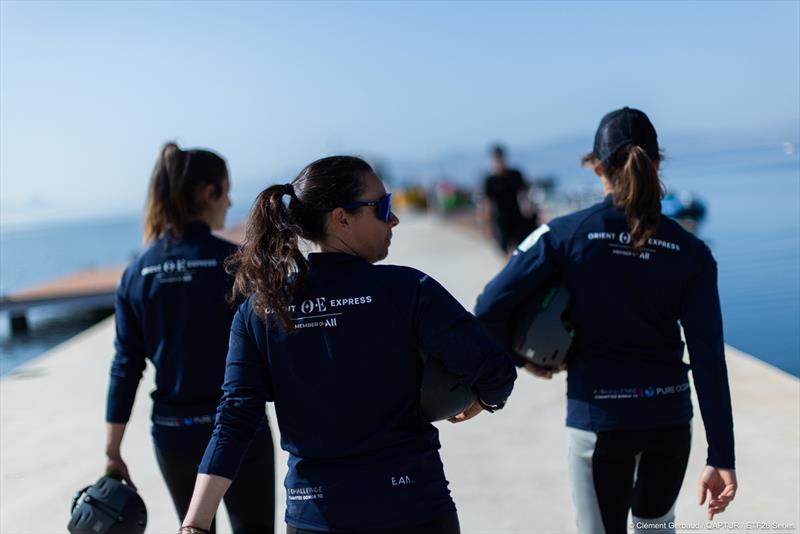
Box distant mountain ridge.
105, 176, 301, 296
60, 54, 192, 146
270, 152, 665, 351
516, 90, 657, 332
3, 122, 797, 229
382, 121, 800, 188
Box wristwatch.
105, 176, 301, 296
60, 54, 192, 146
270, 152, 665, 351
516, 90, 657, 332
179, 527, 210, 534
477, 397, 506, 413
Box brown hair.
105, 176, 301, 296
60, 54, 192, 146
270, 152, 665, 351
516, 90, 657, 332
582, 145, 665, 248
143, 142, 228, 243
226, 155, 372, 330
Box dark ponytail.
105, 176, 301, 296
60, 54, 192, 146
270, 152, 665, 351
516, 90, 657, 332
582, 145, 665, 248
226, 155, 372, 331
143, 142, 228, 243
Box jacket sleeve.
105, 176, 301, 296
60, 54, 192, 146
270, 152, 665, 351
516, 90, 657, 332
474, 224, 558, 361
680, 248, 736, 469
414, 272, 516, 406
199, 304, 271, 480
106, 280, 147, 424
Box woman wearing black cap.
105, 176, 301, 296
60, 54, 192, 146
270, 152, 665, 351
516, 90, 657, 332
475, 108, 737, 533
104, 143, 275, 533
178, 155, 516, 534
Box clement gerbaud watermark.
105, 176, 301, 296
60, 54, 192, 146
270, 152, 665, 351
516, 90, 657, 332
631, 520, 797, 532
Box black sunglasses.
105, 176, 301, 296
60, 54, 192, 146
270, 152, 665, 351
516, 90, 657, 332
342, 193, 392, 223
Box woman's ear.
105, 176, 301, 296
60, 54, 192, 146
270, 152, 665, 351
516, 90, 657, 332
592, 166, 603, 177
328, 207, 350, 230
195, 183, 219, 208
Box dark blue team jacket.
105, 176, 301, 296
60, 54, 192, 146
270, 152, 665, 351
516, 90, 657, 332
106, 222, 251, 450
198, 252, 516, 532
475, 195, 735, 469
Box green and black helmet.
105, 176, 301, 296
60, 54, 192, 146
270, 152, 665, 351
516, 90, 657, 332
512, 285, 574, 370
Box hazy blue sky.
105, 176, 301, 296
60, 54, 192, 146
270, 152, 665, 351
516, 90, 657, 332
1, 0, 798, 226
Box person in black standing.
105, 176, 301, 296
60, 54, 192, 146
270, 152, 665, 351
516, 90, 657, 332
104, 142, 275, 533
483, 144, 529, 255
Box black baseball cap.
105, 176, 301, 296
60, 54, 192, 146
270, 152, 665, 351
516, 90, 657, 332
592, 107, 659, 164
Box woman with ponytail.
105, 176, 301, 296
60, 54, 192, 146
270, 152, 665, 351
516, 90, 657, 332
105, 143, 275, 533
180, 155, 516, 534
476, 108, 737, 533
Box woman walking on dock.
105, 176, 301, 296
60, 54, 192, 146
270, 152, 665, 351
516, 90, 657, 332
475, 108, 737, 534
104, 143, 275, 533
179, 155, 516, 534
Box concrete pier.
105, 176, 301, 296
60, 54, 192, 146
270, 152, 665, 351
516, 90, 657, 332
2, 215, 798, 533
0, 225, 245, 334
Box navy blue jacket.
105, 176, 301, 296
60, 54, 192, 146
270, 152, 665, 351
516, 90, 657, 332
198, 252, 516, 532
475, 195, 735, 469
106, 222, 245, 450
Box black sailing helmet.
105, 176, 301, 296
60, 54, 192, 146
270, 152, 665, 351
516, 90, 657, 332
419, 353, 477, 422
512, 284, 574, 369
68, 475, 147, 534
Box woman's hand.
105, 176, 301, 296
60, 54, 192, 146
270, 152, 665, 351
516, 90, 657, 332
447, 400, 483, 423
105, 454, 136, 490
105, 422, 136, 489
698, 466, 737, 520
524, 362, 563, 379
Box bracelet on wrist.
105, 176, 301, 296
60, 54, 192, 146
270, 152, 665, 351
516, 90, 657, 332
179, 527, 210, 534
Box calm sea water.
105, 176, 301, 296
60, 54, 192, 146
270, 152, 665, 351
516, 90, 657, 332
662, 146, 799, 377
0, 202, 252, 376
0, 216, 143, 375
1, 146, 798, 376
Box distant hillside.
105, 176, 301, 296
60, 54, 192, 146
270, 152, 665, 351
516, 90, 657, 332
380, 121, 800, 189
